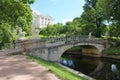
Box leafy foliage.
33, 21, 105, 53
95, 0, 120, 37
0, 0, 35, 49
0, 22, 14, 49
40, 0, 120, 39
40, 23, 65, 37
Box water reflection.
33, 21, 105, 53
60, 59, 74, 68
60, 54, 120, 80
111, 64, 120, 80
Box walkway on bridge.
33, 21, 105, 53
0, 51, 59, 80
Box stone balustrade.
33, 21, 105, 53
14, 39, 45, 52
1, 35, 111, 61
40, 35, 104, 44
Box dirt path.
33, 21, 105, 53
0, 51, 60, 80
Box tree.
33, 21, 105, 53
79, 9, 97, 35
63, 20, 82, 36
81, 0, 108, 37
84, 0, 97, 11
39, 23, 64, 37
0, 22, 14, 49
0, 0, 35, 49
109, 0, 120, 21
0, 0, 33, 27
53, 23, 64, 36
19, 0, 35, 4
97, 0, 120, 37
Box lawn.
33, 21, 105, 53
102, 47, 120, 55
27, 55, 87, 80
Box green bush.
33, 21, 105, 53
0, 22, 14, 49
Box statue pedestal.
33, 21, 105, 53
30, 35, 39, 39
30, 28, 40, 40
18, 27, 26, 40
30, 33, 40, 40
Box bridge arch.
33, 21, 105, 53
47, 43, 105, 61
65, 43, 101, 52
49, 43, 105, 61
14, 37, 108, 62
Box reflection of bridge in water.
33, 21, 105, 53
4, 35, 110, 62
60, 55, 120, 80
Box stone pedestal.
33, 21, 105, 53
30, 28, 40, 39
18, 27, 26, 40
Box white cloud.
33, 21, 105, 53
62, 19, 73, 24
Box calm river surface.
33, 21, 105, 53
60, 54, 120, 80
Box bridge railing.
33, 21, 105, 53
41, 36, 66, 43
2, 43, 14, 49
41, 35, 90, 43
2, 40, 24, 49
69, 35, 89, 42
41, 35, 105, 45
1, 35, 105, 50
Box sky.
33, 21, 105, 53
30, 0, 85, 24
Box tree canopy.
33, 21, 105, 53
1, 0, 120, 48
0, 0, 35, 49
40, 0, 120, 38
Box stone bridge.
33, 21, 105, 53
6, 35, 110, 62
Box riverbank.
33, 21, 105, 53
102, 47, 120, 59
27, 55, 87, 80
67, 46, 120, 60
58, 63, 95, 80
102, 47, 120, 55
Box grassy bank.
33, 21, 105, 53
102, 38, 120, 55
102, 47, 120, 55
27, 55, 86, 80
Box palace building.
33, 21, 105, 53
32, 10, 55, 29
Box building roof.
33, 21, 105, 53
32, 10, 54, 20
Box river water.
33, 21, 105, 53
60, 54, 120, 80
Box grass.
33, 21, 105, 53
25, 36, 32, 39
102, 47, 120, 55
25, 35, 48, 39
27, 55, 86, 80
102, 37, 120, 55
